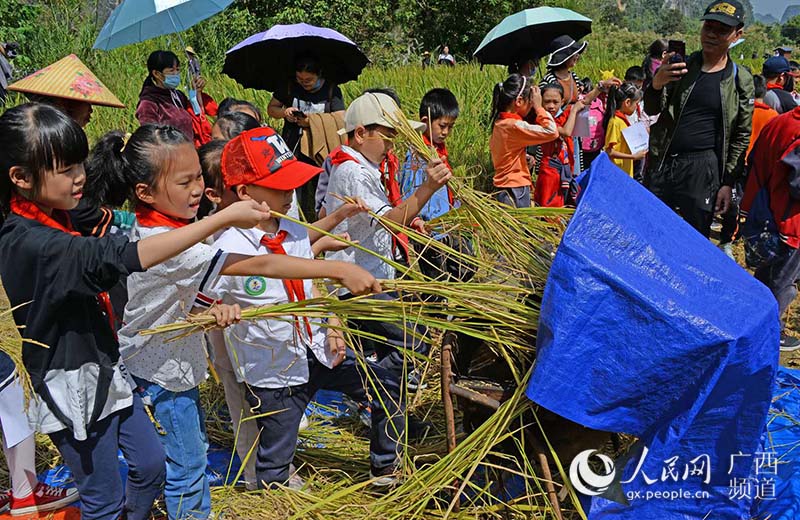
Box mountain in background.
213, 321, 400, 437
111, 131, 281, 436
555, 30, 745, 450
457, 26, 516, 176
755, 12, 779, 24
784, 5, 800, 23
661, 0, 754, 20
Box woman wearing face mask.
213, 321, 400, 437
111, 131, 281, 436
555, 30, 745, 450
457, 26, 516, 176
642, 39, 668, 89
267, 52, 346, 159
136, 50, 216, 147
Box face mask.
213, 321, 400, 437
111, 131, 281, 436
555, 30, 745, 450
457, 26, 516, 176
163, 73, 181, 89
649, 59, 661, 77
310, 78, 323, 91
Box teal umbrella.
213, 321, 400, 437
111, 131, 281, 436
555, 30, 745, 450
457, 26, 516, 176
93, 0, 234, 51
474, 7, 592, 66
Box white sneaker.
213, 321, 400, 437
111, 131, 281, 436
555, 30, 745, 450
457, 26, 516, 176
298, 413, 309, 432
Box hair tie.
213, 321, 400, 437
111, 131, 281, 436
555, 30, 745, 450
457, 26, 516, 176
516, 75, 528, 99
120, 132, 132, 153
497, 81, 503, 89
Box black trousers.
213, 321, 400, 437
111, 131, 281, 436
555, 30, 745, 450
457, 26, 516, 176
245, 350, 404, 488
755, 246, 800, 329
341, 291, 429, 378
645, 150, 720, 238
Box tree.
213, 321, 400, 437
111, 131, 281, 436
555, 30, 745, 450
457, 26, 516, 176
782, 15, 800, 44
656, 8, 685, 35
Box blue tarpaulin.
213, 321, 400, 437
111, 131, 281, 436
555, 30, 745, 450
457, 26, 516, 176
526, 154, 780, 518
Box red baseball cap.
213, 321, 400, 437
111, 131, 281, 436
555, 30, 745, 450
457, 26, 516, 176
221, 126, 321, 191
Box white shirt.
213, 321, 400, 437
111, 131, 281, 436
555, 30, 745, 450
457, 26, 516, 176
207, 220, 333, 389
119, 224, 228, 392
324, 146, 395, 291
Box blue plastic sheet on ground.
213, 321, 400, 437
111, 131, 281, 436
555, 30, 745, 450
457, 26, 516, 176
526, 154, 780, 518
752, 366, 800, 519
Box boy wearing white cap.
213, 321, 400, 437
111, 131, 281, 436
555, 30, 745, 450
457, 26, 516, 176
324, 92, 451, 384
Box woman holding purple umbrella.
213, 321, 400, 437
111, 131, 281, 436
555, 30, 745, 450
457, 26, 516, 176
267, 52, 345, 216
267, 52, 345, 156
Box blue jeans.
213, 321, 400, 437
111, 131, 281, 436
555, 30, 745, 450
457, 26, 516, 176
134, 378, 210, 520
49, 394, 166, 520
495, 186, 531, 208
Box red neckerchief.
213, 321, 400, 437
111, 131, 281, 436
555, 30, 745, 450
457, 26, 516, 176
10, 194, 78, 235
134, 204, 190, 228
551, 106, 575, 169
260, 231, 313, 343
766, 83, 784, 91
614, 111, 632, 127
422, 134, 455, 206
381, 152, 403, 207
10, 194, 117, 335
498, 112, 523, 120
328, 147, 410, 261
755, 101, 773, 111
328, 146, 356, 166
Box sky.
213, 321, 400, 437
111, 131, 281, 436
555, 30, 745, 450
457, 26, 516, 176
750, 0, 791, 18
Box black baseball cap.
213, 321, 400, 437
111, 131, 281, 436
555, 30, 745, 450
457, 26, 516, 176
701, 0, 745, 27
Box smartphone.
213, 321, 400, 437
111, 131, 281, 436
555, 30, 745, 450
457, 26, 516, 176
295, 110, 306, 119
668, 40, 686, 64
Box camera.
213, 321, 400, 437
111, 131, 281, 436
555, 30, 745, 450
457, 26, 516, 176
668, 40, 686, 65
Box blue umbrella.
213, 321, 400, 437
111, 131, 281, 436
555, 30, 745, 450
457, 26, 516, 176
93, 0, 234, 51
222, 23, 369, 91
474, 7, 592, 66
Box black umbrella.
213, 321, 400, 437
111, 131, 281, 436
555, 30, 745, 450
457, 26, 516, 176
223, 23, 369, 91
474, 7, 592, 66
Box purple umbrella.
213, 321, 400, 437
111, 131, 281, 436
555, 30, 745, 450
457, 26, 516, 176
222, 23, 369, 91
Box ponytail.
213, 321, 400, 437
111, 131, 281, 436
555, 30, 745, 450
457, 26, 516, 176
602, 82, 643, 132
489, 73, 532, 127
85, 131, 129, 208
90, 124, 191, 207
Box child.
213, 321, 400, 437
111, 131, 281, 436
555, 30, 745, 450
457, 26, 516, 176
399, 88, 459, 221
580, 78, 608, 168
0, 354, 78, 515
324, 92, 451, 385
210, 111, 260, 141
197, 135, 367, 490
217, 97, 262, 123
624, 66, 646, 91
489, 73, 558, 208
207, 127, 405, 488
534, 81, 613, 206
534, 83, 587, 207
603, 83, 647, 177
746, 75, 780, 160
0, 102, 281, 520
623, 66, 646, 126
90, 124, 379, 520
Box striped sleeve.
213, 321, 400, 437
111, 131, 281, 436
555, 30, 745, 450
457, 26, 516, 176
194, 249, 227, 308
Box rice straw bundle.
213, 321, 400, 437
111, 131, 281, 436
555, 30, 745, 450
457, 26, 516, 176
161, 106, 581, 519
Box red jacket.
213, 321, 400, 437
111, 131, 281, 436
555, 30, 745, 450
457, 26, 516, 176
740, 107, 800, 248
135, 83, 217, 147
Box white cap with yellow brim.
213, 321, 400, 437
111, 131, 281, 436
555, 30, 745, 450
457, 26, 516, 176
338, 92, 426, 136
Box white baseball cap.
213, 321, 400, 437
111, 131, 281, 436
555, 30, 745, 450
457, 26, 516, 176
338, 92, 426, 136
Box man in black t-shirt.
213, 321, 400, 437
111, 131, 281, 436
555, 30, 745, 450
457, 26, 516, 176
643, 0, 754, 238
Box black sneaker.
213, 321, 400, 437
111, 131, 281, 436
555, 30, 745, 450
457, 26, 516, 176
780, 334, 800, 352
406, 416, 433, 441
369, 464, 399, 487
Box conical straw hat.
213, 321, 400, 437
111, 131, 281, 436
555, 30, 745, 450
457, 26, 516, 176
8, 54, 124, 108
